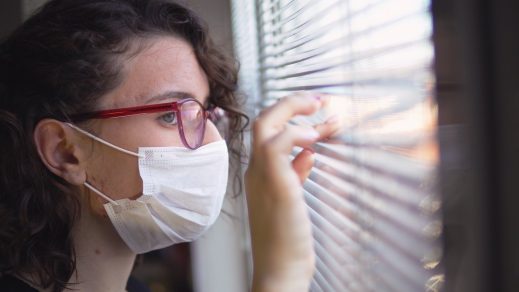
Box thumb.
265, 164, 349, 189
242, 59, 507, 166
292, 148, 315, 184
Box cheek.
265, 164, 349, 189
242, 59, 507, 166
86, 144, 143, 201
203, 121, 223, 145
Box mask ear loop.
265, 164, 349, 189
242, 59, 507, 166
84, 181, 119, 205
66, 123, 143, 205
66, 123, 144, 158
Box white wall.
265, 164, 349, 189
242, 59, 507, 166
185, 1, 250, 292
183, 0, 234, 54
191, 195, 250, 292
22, 0, 47, 19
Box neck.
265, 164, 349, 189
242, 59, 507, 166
67, 196, 136, 292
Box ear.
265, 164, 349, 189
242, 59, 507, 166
33, 119, 87, 185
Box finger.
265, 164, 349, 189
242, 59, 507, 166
266, 124, 320, 155
313, 115, 343, 141
292, 148, 315, 184
260, 91, 319, 119
254, 93, 323, 141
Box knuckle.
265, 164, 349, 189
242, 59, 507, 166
256, 107, 269, 118
283, 125, 297, 137
252, 118, 264, 134
244, 168, 252, 182
280, 95, 298, 106
262, 141, 280, 157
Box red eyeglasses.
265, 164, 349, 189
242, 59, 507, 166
70, 98, 213, 150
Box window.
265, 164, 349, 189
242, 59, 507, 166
232, 0, 443, 291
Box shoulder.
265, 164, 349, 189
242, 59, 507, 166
0, 274, 37, 292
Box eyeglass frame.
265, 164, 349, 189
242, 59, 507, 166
68, 98, 215, 150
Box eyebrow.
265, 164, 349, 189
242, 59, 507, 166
145, 91, 189, 104
144, 91, 209, 105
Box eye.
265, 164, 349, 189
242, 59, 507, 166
159, 112, 178, 126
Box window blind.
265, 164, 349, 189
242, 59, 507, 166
231, 0, 443, 291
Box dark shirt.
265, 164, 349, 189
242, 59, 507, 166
0, 273, 151, 292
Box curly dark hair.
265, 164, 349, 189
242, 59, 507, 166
0, 0, 247, 291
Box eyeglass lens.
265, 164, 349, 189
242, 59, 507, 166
179, 100, 206, 149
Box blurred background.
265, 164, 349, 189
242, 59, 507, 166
1, 0, 518, 291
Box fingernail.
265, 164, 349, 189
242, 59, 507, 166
305, 95, 322, 103
325, 114, 340, 124
305, 130, 320, 139
304, 147, 315, 154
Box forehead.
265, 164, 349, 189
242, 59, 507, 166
99, 36, 210, 109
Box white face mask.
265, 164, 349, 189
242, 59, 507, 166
67, 123, 229, 254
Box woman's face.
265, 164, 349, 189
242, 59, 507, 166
81, 36, 222, 210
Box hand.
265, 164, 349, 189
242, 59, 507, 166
245, 92, 340, 292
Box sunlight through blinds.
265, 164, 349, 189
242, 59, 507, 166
232, 0, 443, 291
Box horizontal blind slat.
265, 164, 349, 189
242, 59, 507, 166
261, 36, 431, 72
258, 0, 310, 24
313, 234, 360, 279
248, 0, 440, 290
313, 268, 336, 292
306, 202, 360, 248
260, 0, 427, 42
311, 143, 434, 182
307, 168, 434, 238
310, 280, 324, 292
315, 255, 349, 291
312, 226, 359, 266
304, 190, 362, 237
309, 160, 429, 213
260, 6, 430, 56
262, 64, 431, 92
306, 171, 438, 262
260, 0, 342, 38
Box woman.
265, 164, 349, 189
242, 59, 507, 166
0, 0, 339, 291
